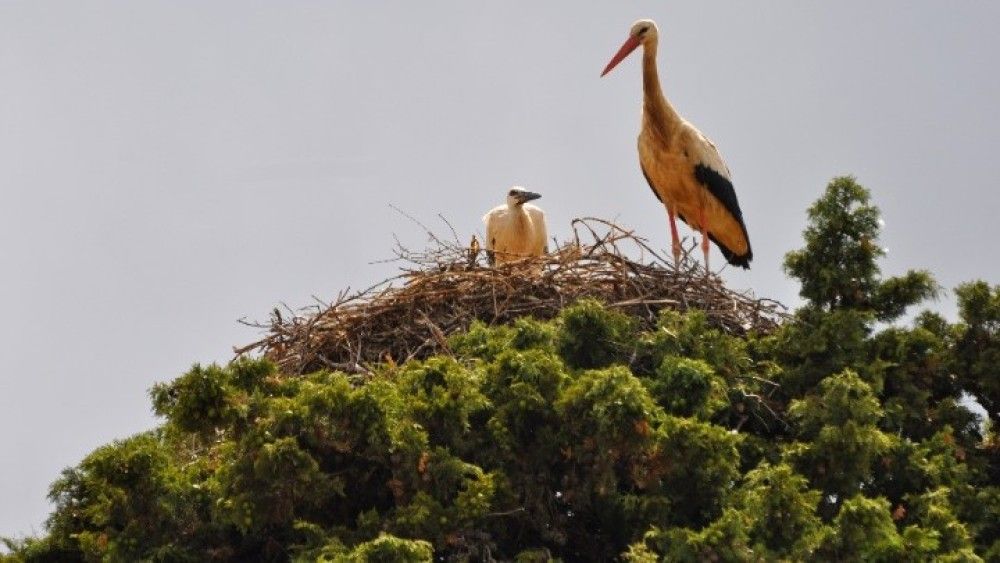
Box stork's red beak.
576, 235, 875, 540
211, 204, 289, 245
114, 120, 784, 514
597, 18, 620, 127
601, 35, 641, 76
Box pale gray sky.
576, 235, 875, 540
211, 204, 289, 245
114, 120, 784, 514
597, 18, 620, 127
2, 2, 998, 538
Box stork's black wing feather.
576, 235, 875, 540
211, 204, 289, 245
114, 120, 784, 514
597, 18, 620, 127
693, 164, 752, 268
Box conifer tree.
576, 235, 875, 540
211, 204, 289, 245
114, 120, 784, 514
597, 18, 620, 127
769, 176, 937, 396
6, 176, 1000, 561
783, 176, 937, 321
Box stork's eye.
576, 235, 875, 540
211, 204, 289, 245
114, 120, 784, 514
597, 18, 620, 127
508, 190, 516, 196
638, 26, 648, 35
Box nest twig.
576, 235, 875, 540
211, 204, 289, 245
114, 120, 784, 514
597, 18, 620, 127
234, 218, 787, 375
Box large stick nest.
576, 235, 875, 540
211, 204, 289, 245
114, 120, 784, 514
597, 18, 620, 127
235, 218, 786, 376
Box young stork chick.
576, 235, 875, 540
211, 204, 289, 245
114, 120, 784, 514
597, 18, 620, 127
483, 187, 548, 265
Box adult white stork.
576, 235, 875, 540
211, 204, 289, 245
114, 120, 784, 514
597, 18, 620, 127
602, 19, 752, 270
483, 187, 548, 265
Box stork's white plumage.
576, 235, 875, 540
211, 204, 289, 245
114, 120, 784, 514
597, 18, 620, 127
602, 19, 752, 270
482, 187, 548, 265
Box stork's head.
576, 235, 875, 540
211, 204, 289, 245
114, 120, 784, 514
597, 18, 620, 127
506, 187, 542, 207
601, 19, 658, 77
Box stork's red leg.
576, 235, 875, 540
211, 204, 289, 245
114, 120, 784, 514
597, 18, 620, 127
699, 206, 710, 271
667, 206, 681, 265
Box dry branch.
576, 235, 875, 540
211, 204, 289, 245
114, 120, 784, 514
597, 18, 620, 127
235, 218, 787, 375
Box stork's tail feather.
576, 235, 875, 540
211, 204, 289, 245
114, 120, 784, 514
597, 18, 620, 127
708, 232, 752, 269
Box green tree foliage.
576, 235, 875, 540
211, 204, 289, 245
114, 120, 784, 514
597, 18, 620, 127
782, 176, 937, 321
785, 369, 895, 511
6, 176, 1000, 561
954, 281, 1000, 426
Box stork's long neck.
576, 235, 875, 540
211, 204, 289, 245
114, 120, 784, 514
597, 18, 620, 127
641, 40, 681, 138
